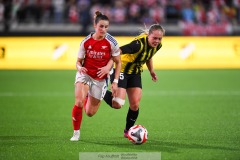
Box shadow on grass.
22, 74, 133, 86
1, 136, 239, 153
149, 140, 239, 152
80, 137, 239, 153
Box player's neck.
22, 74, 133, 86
92, 33, 105, 40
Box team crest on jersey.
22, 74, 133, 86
88, 45, 92, 49
101, 46, 108, 49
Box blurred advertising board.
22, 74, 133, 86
0, 36, 240, 69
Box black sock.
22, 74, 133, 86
103, 90, 113, 108
126, 107, 139, 130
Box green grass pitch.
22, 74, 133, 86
0, 69, 240, 160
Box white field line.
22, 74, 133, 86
0, 92, 73, 97
0, 91, 240, 97
143, 90, 240, 96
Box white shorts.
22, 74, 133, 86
75, 72, 107, 100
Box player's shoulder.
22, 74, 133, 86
135, 34, 147, 40
105, 33, 118, 46
80, 33, 92, 45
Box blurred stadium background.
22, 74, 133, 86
0, 0, 240, 36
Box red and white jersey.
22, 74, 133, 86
78, 33, 120, 80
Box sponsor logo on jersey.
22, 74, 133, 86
87, 50, 106, 59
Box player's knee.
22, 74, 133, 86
112, 101, 122, 109
130, 103, 139, 111
85, 110, 95, 117
75, 99, 84, 108
112, 97, 125, 109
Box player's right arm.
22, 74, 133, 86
76, 58, 88, 73
76, 40, 88, 73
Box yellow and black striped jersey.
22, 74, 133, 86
119, 34, 162, 74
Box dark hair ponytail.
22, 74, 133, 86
94, 11, 109, 24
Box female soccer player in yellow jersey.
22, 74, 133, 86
103, 24, 165, 137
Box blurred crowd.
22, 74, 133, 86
0, 0, 240, 33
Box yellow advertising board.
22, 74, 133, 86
0, 36, 240, 69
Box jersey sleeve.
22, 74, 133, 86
105, 33, 120, 57
77, 42, 86, 59
111, 43, 120, 57
120, 39, 141, 54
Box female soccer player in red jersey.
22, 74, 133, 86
103, 24, 165, 138
70, 11, 121, 141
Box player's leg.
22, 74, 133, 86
103, 71, 127, 109
112, 88, 126, 109
84, 79, 107, 116
124, 87, 142, 137
103, 75, 113, 107
103, 88, 126, 109
84, 95, 101, 117
123, 74, 142, 138
103, 90, 114, 107
70, 82, 89, 141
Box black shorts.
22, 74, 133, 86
110, 69, 142, 89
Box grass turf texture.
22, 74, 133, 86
0, 69, 240, 160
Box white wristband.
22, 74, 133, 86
113, 79, 118, 84
77, 65, 82, 70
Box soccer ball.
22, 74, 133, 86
127, 124, 148, 145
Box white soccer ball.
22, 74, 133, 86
127, 124, 148, 145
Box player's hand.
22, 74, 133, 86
97, 66, 110, 78
150, 71, 158, 82
78, 66, 88, 73
111, 82, 118, 97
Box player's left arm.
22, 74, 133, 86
111, 54, 121, 97
97, 59, 114, 78
146, 58, 158, 82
